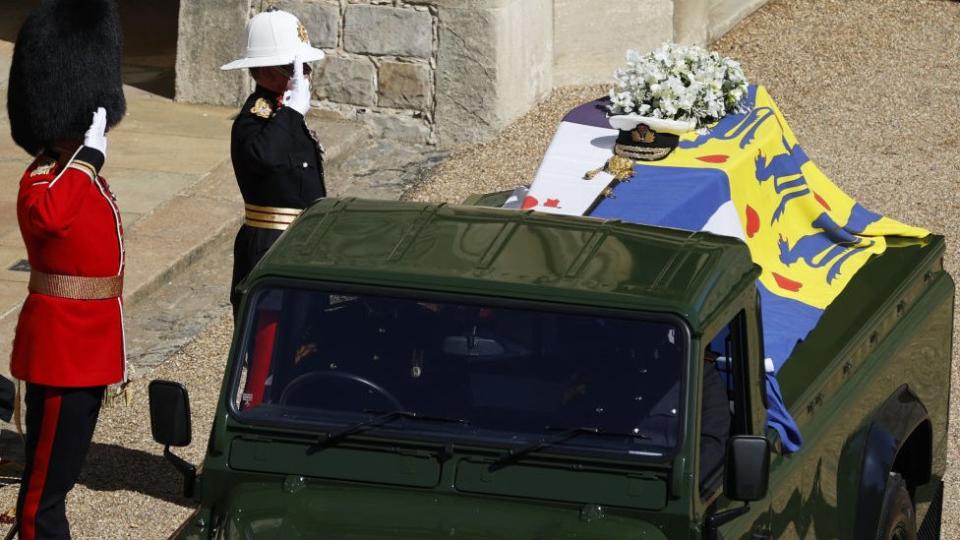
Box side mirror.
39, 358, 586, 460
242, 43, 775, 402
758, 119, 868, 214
149, 380, 192, 447
724, 435, 771, 502
148, 380, 197, 498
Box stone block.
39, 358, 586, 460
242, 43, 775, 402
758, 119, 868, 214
674, 0, 709, 46
708, 0, 769, 42
314, 55, 377, 107
433, 5, 499, 144
434, 0, 553, 145
496, 0, 554, 121
343, 5, 433, 58
365, 112, 433, 145
554, 0, 673, 86
378, 62, 433, 110
274, 0, 340, 48
175, 0, 251, 106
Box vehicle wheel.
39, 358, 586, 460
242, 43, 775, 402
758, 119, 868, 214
876, 473, 917, 540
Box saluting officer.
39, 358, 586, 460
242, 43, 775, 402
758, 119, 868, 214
221, 8, 328, 316
6, 0, 127, 537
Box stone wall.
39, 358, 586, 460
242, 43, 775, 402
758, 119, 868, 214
176, 0, 770, 146
175, 0, 251, 106
554, 0, 673, 87
268, 0, 437, 144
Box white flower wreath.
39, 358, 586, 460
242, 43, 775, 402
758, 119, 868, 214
608, 43, 749, 129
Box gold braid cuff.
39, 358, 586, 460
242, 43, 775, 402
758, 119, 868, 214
29, 271, 123, 300
613, 142, 673, 161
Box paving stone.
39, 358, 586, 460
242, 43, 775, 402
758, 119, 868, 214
123, 234, 233, 373
379, 61, 433, 110
314, 55, 377, 107
343, 5, 433, 58
104, 132, 230, 176
106, 168, 201, 216
274, 0, 340, 48
118, 98, 234, 142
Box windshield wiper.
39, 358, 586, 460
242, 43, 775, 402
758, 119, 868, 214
316, 409, 469, 448
489, 426, 647, 472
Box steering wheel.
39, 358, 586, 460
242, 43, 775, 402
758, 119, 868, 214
278, 371, 404, 411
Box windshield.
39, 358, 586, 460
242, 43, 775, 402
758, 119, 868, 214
232, 285, 688, 458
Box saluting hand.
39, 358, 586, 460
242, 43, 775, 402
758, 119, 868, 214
283, 56, 311, 116
83, 107, 108, 159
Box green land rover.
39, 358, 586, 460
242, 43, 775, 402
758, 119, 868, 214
150, 197, 953, 539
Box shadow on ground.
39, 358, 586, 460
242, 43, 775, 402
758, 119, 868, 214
0, 429, 191, 507
80, 442, 192, 506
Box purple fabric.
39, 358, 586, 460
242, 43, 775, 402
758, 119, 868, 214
562, 98, 612, 129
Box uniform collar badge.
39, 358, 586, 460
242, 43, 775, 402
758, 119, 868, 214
30, 161, 55, 177
251, 97, 275, 119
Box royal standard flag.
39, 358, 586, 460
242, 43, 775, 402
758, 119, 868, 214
519, 85, 928, 452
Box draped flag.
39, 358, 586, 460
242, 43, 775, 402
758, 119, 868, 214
517, 85, 928, 452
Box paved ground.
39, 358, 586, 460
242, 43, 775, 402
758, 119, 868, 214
0, 0, 955, 538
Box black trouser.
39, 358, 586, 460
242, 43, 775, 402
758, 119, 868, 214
15, 384, 104, 540
231, 225, 282, 319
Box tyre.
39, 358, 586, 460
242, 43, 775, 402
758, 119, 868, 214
877, 473, 917, 540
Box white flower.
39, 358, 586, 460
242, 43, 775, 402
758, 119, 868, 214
608, 42, 749, 128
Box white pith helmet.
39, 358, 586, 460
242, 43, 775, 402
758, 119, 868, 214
221, 8, 326, 71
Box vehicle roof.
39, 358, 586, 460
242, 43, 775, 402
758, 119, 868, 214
245, 199, 759, 332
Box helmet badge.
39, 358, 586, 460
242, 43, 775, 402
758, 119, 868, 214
297, 22, 310, 44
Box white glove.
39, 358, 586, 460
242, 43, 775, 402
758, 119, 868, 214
282, 57, 311, 116
83, 107, 108, 158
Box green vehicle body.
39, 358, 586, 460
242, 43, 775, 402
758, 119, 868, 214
160, 196, 954, 539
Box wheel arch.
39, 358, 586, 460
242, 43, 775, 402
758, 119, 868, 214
838, 385, 930, 539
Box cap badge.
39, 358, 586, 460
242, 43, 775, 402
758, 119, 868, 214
297, 22, 310, 44
631, 124, 656, 144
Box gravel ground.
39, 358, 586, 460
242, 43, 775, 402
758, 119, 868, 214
0, 0, 955, 538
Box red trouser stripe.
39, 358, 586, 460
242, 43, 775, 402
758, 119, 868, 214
21, 388, 62, 540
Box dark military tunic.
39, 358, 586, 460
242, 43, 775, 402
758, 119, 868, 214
230, 85, 326, 313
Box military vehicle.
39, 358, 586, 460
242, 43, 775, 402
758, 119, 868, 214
150, 196, 952, 539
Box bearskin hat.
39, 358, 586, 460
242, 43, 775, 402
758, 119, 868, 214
7, 0, 126, 156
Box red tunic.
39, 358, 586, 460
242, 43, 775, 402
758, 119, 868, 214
11, 149, 125, 387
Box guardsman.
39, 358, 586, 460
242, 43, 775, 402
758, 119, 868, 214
6, 0, 127, 537
221, 8, 328, 316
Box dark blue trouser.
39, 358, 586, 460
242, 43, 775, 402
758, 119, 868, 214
15, 384, 103, 540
